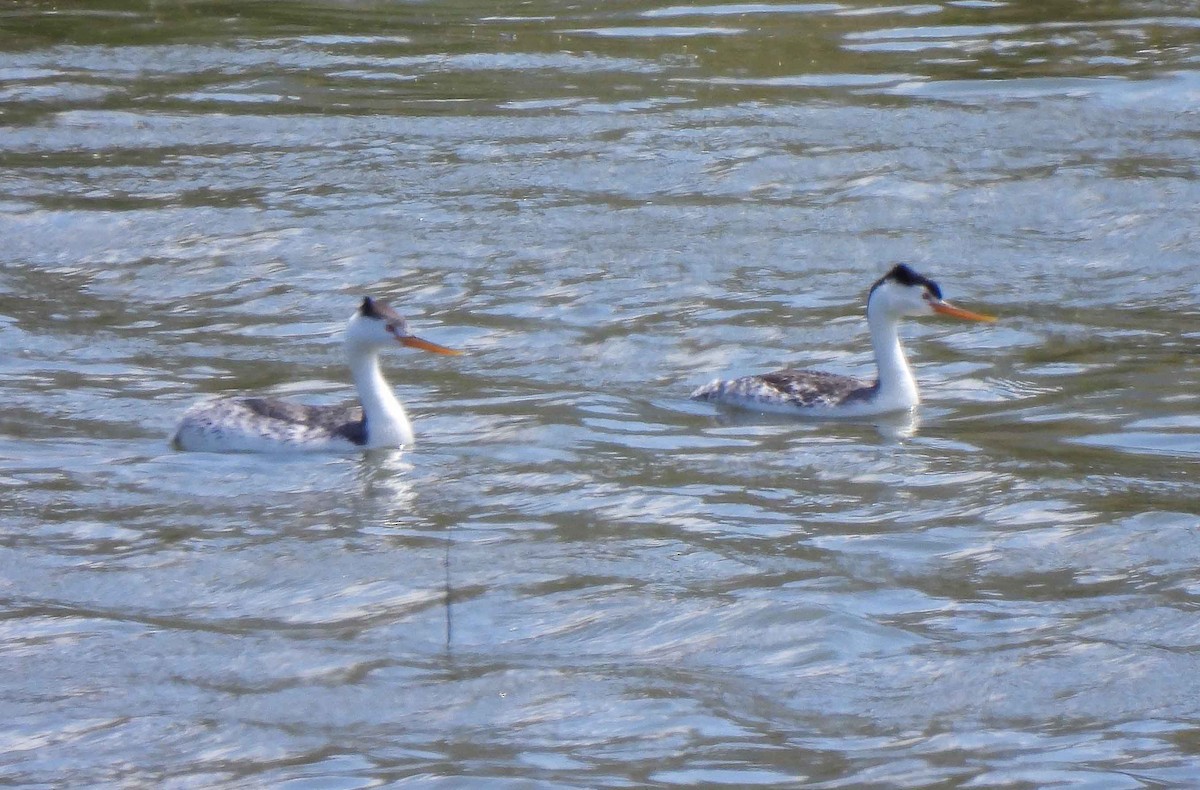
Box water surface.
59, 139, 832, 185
2, 0, 1200, 785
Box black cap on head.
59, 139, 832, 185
359, 296, 381, 318
870, 264, 942, 300
358, 296, 406, 324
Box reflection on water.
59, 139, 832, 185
2, 0, 1200, 786
705, 401, 921, 441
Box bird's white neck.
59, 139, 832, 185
868, 311, 919, 409
347, 347, 413, 448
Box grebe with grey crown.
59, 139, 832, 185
173, 297, 461, 452
691, 264, 995, 416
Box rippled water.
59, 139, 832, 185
3, 1, 1200, 785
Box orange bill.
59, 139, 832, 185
931, 300, 996, 323
400, 335, 464, 355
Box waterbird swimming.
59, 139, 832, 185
172, 297, 461, 452
691, 264, 995, 416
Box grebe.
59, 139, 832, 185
172, 297, 461, 452
691, 264, 995, 416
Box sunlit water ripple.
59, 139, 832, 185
2, 1, 1199, 786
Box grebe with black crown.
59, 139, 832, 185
691, 264, 995, 416
172, 297, 461, 453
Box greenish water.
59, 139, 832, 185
2, 1, 1200, 786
